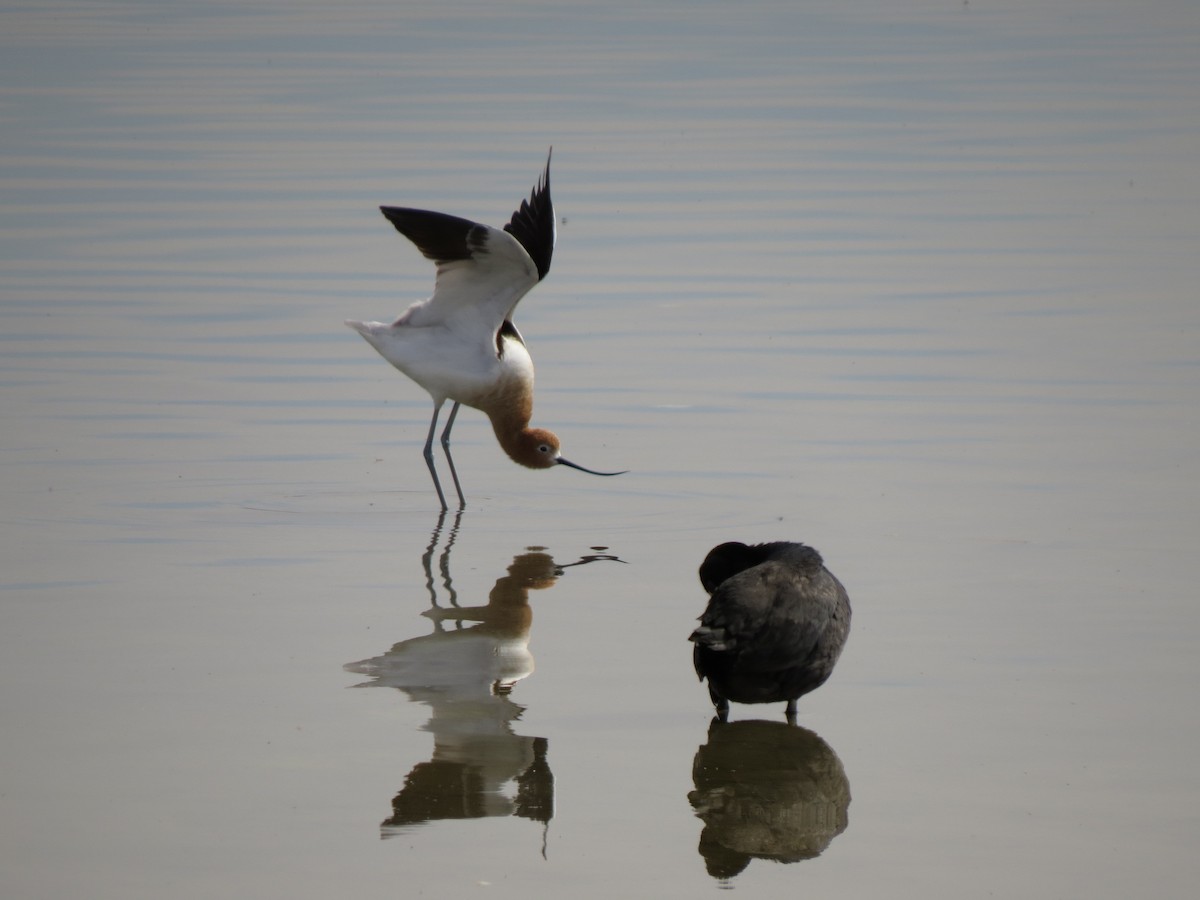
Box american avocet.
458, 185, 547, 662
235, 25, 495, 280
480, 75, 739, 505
346, 149, 624, 508
690, 542, 851, 722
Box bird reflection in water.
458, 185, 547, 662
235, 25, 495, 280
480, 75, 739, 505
345, 511, 622, 854
688, 718, 851, 881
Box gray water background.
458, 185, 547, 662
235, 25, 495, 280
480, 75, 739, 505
2, 1, 1198, 897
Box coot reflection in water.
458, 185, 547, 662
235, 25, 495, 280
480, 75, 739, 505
691, 541, 851, 722
688, 718, 851, 880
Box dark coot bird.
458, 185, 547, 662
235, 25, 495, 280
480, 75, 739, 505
690, 541, 851, 722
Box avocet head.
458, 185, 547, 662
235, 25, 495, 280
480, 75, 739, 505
514, 428, 627, 476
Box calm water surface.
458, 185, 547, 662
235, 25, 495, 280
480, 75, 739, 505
2, 1, 1198, 897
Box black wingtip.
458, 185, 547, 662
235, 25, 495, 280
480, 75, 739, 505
503, 149, 555, 281
379, 207, 487, 263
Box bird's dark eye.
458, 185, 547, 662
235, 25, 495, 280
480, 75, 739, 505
539, 444, 551, 454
